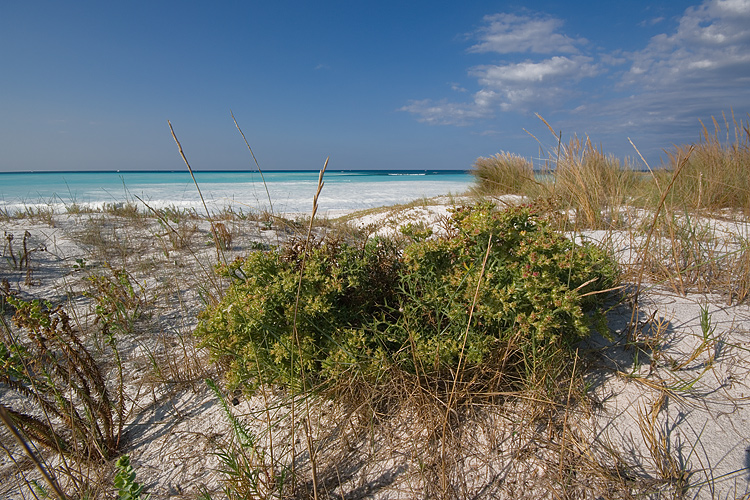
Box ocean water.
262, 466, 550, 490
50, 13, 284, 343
0, 170, 473, 215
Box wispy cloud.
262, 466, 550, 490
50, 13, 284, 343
449, 82, 468, 92
401, 0, 750, 156
401, 12, 598, 123
467, 13, 585, 54
607, 0, 750, 141
638, 16, 665, 27
400, 96, 494, 126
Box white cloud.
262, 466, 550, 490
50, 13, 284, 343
566, 0, 750, 158
401, 13, 598, 123
399, 94, 495, 126
472, 56, 598, 85
462, 56, 600, 111
402, 54, 599, 122
624, 0, 750, 87
712, 0, 750, 16
401, 0, 750, 158
468, 13, 585, 54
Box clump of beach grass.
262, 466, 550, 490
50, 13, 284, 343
469, 151, 536, 197
550, 135, 643, 229
656, 112, 750, 213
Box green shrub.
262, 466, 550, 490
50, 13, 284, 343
195, 204, 619, 393
390, 204, 619, 387
195, 236, 401, 389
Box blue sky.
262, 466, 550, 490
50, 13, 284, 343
1, 0, 749, 172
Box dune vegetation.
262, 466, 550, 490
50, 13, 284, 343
1, 113, 750, 499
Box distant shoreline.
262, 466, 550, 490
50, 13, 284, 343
0, 170, 475, 215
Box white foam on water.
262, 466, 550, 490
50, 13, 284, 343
1, 173, 473, 215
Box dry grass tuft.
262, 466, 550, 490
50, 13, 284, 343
470, 152, 536, 196
657, 112, 750, 213
551, 135, 642, 229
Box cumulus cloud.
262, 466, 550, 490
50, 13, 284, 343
464, 56, 599, 111
468, 13, 585, 54
472, 56, 598, 86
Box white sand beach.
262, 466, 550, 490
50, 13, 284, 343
1, 202, 749, 499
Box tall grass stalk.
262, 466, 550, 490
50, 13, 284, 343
168, 120, 228, 266
231, 111, 275, 218
290, 157, 328, 499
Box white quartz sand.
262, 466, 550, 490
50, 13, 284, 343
1, 203, 748, 499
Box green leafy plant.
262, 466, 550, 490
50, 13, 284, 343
387, 203, 619, 389
114, 455, 150, 500
196, 235, 401, 389
204, 379, 287, 500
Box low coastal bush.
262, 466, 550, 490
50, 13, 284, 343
195, 234, 402, 389
391, 204, 619, 387
195, 204, 619, 394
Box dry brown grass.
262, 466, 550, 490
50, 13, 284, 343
470, 152, 536, 196
656, 112, 750, 213
550, 135, 643, 229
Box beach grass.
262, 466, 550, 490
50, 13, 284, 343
469, 151, 536, 197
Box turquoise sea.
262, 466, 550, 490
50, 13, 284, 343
0, 170, 473, 215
